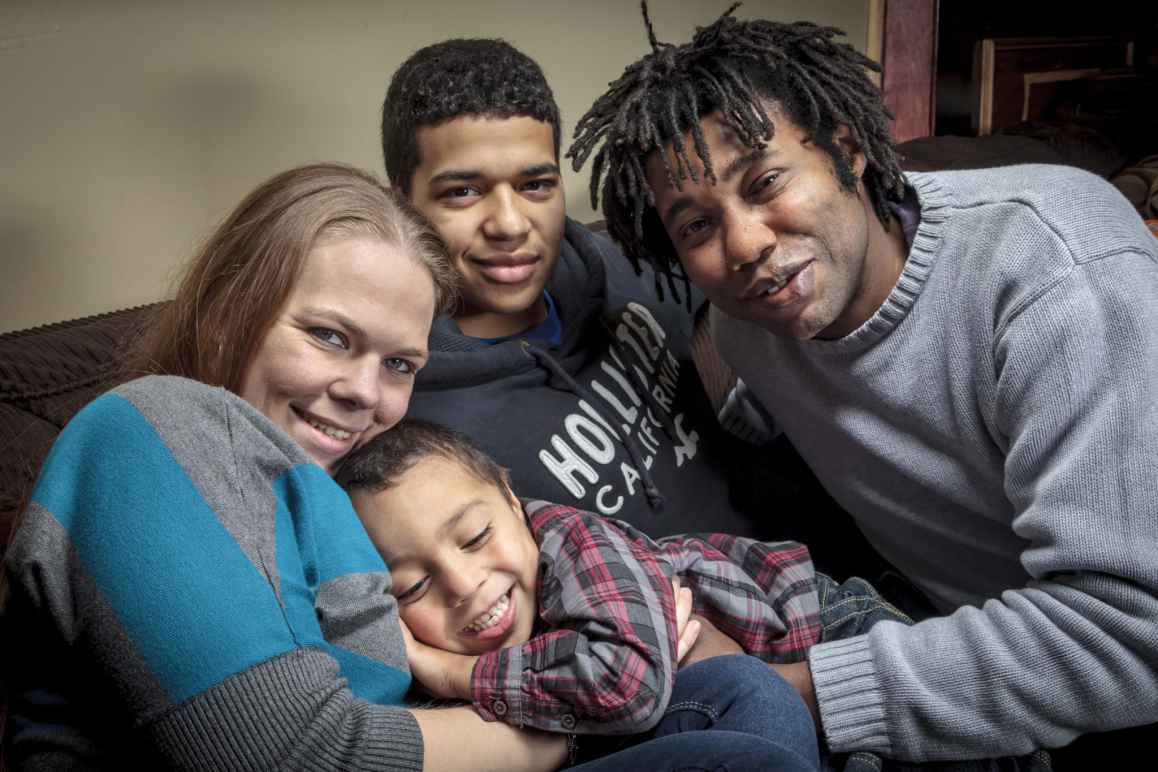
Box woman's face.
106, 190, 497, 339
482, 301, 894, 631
240, 236, 436, 473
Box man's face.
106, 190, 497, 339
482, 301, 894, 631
645, 105, 898, 340
408, 116, 565, 339
351, 454, 540, 656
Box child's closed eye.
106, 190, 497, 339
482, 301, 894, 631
462, 524, 493, 550
395, 576, 429, 604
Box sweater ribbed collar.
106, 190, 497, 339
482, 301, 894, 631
800, 172, 949, 355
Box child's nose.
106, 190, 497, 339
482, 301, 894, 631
447, 566, 485, 607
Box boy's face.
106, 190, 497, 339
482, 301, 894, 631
407, 115, 566, 339
351, 455, 540, 655
644, 104, 900, 341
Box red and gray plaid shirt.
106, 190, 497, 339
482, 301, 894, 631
469, 501, 821, 735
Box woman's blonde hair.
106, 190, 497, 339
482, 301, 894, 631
129, 162, 455, 392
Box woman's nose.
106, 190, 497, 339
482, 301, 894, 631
330, 357, 380, 411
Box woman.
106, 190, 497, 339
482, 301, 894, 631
2, 163, 569, 771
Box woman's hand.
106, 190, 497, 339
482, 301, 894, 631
400, 619, 478, 701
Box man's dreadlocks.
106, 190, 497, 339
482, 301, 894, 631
568, 1, 906, 278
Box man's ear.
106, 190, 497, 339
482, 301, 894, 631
834, 124, 867, 179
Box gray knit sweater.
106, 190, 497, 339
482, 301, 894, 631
712, 165, 1158, 761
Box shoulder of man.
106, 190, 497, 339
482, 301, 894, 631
908, 165, 1157, 267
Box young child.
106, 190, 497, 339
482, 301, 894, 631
335, 420, 848, 764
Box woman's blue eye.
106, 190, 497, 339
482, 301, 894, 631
310, 328, 348, 348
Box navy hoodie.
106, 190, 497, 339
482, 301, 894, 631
408, 218, 773, 539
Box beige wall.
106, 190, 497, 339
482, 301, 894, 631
0, 0, 869, 333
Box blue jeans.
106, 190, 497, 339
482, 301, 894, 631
816, 573, 914, 642
572, 654, 821, 771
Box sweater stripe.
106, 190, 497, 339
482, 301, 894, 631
32, 393, 297, 704
271, 469, 410, 704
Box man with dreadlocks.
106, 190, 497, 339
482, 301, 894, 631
570, 2, 1158, 768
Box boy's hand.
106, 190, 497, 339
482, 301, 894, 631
399, 619, 479, 701
672, 577, 702, 663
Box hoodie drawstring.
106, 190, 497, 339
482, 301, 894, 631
600, 319, 683, 448
520, 340, 665, 510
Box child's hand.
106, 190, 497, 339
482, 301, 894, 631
673, 577, 702, 663
399, 619, 479, 701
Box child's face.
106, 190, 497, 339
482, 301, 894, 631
351, 455, 540, 655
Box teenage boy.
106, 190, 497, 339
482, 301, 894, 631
380, 38, 792, 540
568, 5, 1158, 767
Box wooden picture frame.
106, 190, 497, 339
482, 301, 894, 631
973, 36, 1134, 135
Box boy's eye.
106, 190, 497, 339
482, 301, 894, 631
438, 185, 481, 203
309, 327, 348, 349
521, 178, 558, 196
394, 576, 429, 604
462, 524, 493, 550
385, 357, 416, 375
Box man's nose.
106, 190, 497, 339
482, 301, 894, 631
722, 209, 776, 272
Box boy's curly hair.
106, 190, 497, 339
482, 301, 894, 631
568, 2, 905, 277
382, 38, 561, 193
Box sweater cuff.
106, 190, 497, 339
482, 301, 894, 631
808, 634, 892, 755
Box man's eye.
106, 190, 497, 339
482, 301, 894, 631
462, 524, 493, 550
750, 172, 781, 196
395, 576, 429, 604
309, 328, 348, 348
385, 357, 415, 375
678, 218, 711, 241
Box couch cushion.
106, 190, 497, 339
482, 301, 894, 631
0, 304, 157, 407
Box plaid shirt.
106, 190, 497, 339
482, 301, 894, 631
469, 501, 821, 735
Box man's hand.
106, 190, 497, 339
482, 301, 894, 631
399, 619, 478, 701
770, 661, 820, 731
678, 614, 743, 666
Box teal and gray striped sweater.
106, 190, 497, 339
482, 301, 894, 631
4, 375, 422, 770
